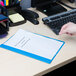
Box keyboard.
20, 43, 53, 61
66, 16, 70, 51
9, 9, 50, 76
42, 9, 76, 35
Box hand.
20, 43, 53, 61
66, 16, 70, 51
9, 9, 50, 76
59, 22, 76, 36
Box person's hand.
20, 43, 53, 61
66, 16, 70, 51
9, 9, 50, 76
59, 22, 76, 36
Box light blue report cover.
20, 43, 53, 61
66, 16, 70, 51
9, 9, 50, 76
0, 29, 65, 64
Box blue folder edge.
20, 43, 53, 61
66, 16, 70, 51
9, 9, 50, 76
0, 32, 65, 64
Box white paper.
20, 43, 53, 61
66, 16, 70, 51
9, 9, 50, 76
4, 29, 63, 59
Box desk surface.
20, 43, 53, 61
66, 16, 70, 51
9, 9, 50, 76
0, 1, 76, 76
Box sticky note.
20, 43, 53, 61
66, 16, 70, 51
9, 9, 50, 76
9, 13, 24, 23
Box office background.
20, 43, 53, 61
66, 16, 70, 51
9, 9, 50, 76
0, 0, 76, 76
20, 0, 31, 9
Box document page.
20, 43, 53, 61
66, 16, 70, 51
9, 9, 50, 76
1, 29, 65, 63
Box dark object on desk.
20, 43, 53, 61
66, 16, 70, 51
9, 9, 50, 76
68, 0, 75, 3
44, 60, 76, 76
36, 3, 67, 16
59, 1, 76, 9
0, 23, 8, 38
31, 0, 61, 7
19, 9, 39, 25
0, 5, 9, 30
31, 0, 67, 16
42, 9, 76, 35
0, 5, 9, 38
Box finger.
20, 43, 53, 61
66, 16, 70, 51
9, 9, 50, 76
59, 30, 67, 35
59, 24, 68, 35
60, 23, 68, 31
70, 33, 76, 36
65, 33, 76, 36
68, 33, 74, 36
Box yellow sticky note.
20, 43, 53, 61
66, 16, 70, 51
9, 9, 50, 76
9, 13, 24, 23
19, 0, 21, 1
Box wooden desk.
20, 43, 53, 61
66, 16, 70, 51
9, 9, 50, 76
0, 1, 76, 76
